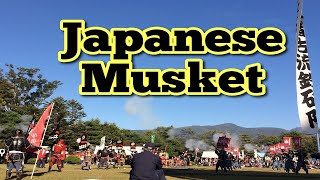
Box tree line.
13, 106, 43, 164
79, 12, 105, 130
0, 64, 317, 156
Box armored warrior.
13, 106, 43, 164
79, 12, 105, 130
215, 148, 227, 173
225, 152, 233, 171
61, 149, 67, 168
284, 150, 295, 173
5, 129, 30, 180
295, 149, 309, 174
81, 148, 93, 170
119, 150, 126, 167
36, 148, 48, 168
48, 139, 67, 172
97, 147, 110, 169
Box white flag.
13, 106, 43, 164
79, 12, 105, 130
100, 136, 106, 149
296, 0, 318, 134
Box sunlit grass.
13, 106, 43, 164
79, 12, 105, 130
1, 164, 320, 180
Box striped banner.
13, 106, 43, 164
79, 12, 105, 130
296, 0, 318, 134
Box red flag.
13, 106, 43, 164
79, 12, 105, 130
292, 137, 302, 150
283, 137, 292, 147
269, 145, 275, 153
279, 143, 286, 150
274, 143, 280, 154
27, 104, 54, 147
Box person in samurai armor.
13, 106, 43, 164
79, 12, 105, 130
60, 149, 67, 168
97, 147, 110, 169
109, 149, 116, 168
36, 148, 48, 168
5, 129, 30, 180
81, 148, 93, 170
215, 148, 227, 173
48, 139, 67, 172
295, 149, 309, 174
225, 152, 233, 171
119, 150, 126, 168
284, 150, 295, 173
272, 155, 281, 170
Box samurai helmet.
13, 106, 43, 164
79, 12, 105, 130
14, 129, 23, 136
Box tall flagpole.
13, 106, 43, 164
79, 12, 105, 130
297, 0, 320, 152
299, 0, 320, 153
317, 132, 320, 152
296, 0, 320, 152
30, 103, 55, 179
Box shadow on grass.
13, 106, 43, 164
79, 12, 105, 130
123, 168, 320, 180
8, 170, 47, 179
163, 168, 320, 180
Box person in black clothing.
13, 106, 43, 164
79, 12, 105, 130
110, 149, 117, 168
295, 149, 308, 174
5, 129, 30, 180
215, 148, 227, 173
98, 147, 110, 169
284, 150, 295, 173
130, 142, 166, 180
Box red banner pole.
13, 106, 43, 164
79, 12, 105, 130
30, 103, 55, 179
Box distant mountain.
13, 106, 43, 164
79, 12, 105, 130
290, 127, 303, 133
174, 123, 289, 137
133, 123, 301, 137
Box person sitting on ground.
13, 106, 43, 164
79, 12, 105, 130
130, 142, 166, 180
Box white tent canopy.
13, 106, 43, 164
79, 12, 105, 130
201, 151, 218, 158
93, 146, 143, 155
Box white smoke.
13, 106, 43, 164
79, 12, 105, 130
244, 144, 256, 152
256, 145, 269, 153
185, 139, 215, 151
167, 128, 177, 140
213, 133, 222, 145
212, 132, 240, 148
15, 115, 33, 132
125, 96, 160, 129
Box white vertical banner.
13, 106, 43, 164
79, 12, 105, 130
296, 0, 318, 134
100, 136, 106, 149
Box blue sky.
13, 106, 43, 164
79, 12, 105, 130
1, 0, 320, 130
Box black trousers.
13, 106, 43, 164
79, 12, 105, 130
156, 169, 166, 180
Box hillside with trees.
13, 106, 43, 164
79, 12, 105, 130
0, 64, 318, 156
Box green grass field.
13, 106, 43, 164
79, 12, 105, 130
1, 164, 320, 180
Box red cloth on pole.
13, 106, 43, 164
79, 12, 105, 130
283, 137, 292, 147
292, 137, 302, 150
27, 104, 54, 147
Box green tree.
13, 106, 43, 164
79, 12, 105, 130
199, 130, 216, 144
239, 134, 251, 149
253, 134, 280, 146
179, 127, 195, 140
0, 64, 61, 140
166, 138, 185, 156
43, 97, 87, 150
2, 64, 61, 114
0, 111, 21, 139
154, 126, 173, 140
301, 135, 317, 153
121, 129, 143, 145
280, 131, 303, 139
67, 99, 86, 125
0, 68, 13, 111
